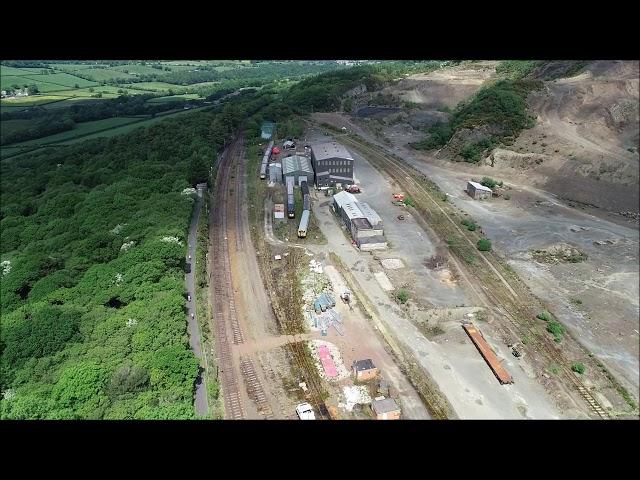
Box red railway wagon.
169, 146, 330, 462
462, 323, 514, 385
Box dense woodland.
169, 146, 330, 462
0, 92, 269, 419
1, 62, 445, 419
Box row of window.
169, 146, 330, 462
322, 159, 351, 166
330, 167, 350, 174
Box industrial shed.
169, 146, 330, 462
371, 397, 401, 420
311, 141, 355, 187
332, 190, 357, 212
353, 359, 378, 381
467, 181, 492, 200
261, 121, 276, 140
282, 155, 314, 186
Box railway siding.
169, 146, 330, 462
336, 130, 620, 418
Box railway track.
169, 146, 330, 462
211, 135, 247, 420
336, 132, 611, 419
240, 356, 274, 419
235, 142, 246, 251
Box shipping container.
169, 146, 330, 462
286, 176, 295, 196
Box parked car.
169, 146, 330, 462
296, 403, 316, 420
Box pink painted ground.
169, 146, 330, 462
317, 345, 337, 377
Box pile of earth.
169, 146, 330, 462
532, 243, 588, 264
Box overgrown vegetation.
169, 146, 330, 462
477, 238, 492, 252
547, 320, 566, 343
536, 310, 554, 322
0, 91, 269, 419
480, 177, 503, 189
461, 219, 476, 231
571, 362, 586, 374
395, 289, 409, 304
412, 79, 541, 159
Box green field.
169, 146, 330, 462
1, 65, 43, 76
49, 63, 100, 70
71, 68, 135, 82
0, 95, 72, 107
121, 82, 188, 92
2, 117, 142, 150
1, 107, 209, 159
59, 107, 208, 144
110, 64, 165, 75
21, 72, 97, 88
147, 93, 201, 103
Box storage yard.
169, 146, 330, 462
204, 108, 637, 420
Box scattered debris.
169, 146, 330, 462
532, 243, 588, 264
381, 258, 405, 270
274, 255, 282, 261
340, 385, 372, 412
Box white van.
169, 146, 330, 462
295, 403, 316, 420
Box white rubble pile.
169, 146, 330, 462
340, 385, 372, 412
308, 340, 350, 381
1, 260, 11, 276
181, 187, 198, 196
114, 273, 124, 285
161, 236, 184, 246
126, 318, 138, 327
120, 241, 136, 251
309, 259, 323, 273
381, 258, 405, 270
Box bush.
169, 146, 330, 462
395, 289, 409, 304
536, 311, 553, 322
461, 219, 476, 231
477, 238, 492, 251
460, 143, 484, 163
403, 196, 416, 207
571, 362, 586, 374
480, 177, 500, 189
547, 320, 565, 342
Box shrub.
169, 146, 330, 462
403, 196, 416, 207
480, 177, 500, 189
477, 238, 492, 251
571, 362, 586, 374
461, 219, 476, 231
547, 320, 565, 342
395, 289, 409, 304
460, 143, 483, 163
537, 311, 553, 322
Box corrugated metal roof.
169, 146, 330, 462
372, 397, 400, 414
333, 191, 357, 210
341, 201, 365, 221
311, 142, 354, 162
282, 155, 313, 175
357, 202, 382, 227
468, 181, 492, 192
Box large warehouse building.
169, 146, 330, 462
332, 191, 387, 250
282, 155, 315, 186
310, 142, 355, 188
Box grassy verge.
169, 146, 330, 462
194, 194, 222, 419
